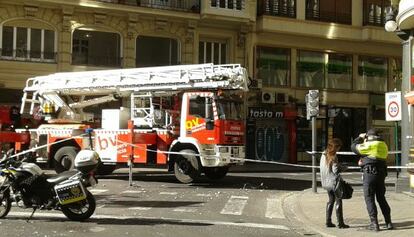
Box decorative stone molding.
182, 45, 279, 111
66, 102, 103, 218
62, 7, 74, 32
185, 20, 197, 43
155, 19, 168, 31
127, 13, 138, 40
24, 4, 38, 17
94, 13, 107, 25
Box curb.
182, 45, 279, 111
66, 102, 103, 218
282, 190, 334, 237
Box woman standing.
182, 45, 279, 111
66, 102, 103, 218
319, 138, 350, 229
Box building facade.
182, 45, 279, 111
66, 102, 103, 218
0, 0, 402, 163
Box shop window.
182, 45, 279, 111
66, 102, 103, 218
390, 57, 402, 91
329, 107, 367, 162
297, 50, 352, 90
356, 55, 388, 92
297, 51, 325, 88
363, 0, 390, 26
72, 29, 121, 67
199, 40, 227, 64
256, 46, 290, 87
136, 36, 179, 67
327, 53, 352, 90
296, 105, 326, 157
1, 26, 56, 62
306, 0, 351, 25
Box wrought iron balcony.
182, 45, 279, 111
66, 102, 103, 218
96, 0, 200, 13
363, 0, 390, 27
257, 0, 296, 18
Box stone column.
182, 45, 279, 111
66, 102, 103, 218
352, 0, 363, 27
123, 14, 138, 68
296, 0, 306, 20
58, 7, 74, 72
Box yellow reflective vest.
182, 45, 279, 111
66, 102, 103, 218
356, 140, 388, 160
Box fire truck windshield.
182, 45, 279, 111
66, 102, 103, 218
217, 99, 243, 120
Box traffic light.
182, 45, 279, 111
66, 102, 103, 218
306, 90, 319, 120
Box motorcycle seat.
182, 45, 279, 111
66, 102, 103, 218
47, 170, 78, 184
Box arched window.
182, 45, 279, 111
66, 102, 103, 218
1, 23, 56, 62
72, 29, 121, 67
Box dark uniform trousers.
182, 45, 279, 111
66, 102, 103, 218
362, 165, 391, 221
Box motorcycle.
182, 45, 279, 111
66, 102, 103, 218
0, 148, 100, 221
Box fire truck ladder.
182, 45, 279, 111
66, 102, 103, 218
20, 63, 248, 123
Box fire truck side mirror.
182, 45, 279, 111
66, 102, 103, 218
206, 118, 214, 130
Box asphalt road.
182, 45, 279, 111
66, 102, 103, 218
0, 169, 399, 237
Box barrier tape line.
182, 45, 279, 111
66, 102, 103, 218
7, 133, 412, 170
9, 133, 87, 159
116, 140, 411, 170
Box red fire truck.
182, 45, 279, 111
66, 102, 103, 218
17, 64, 248, 183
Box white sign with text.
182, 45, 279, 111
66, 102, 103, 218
385, 91, 402, 121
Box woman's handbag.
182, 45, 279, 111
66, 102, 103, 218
334, 177, 353, 199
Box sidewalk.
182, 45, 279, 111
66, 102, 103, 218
284, 188, 414, 237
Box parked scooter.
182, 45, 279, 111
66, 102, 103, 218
0, 148, 100, 221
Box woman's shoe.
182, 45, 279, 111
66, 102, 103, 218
326, 222, 336, 228
338, 223, 350, 229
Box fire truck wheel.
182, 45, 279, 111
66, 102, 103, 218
53, 146, 79, 173
174, 149, 201, 183
204, 167, 229, 180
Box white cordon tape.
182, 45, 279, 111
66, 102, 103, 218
117, 140, 410, 170
9, 134, 87, 159
8, 134, 411, 170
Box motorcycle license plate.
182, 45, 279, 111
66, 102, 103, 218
54, 180, 87, 205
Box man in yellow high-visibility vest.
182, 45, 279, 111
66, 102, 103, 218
351, 128, 393, 231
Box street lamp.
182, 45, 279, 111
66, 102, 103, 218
385, 6, 398, 32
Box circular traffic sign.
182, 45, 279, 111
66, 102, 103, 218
387, 101, 399, 118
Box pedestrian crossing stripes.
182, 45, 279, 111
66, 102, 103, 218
90, 189, 108, 195
122, 190, 144, 194
128, 207, 152, 210
7, 212, 290, 230
265, 195, 284, 219
220, 195, 249, 215
8, 192, 286, 221
159, 191, 178, 195
95, 191, 285, 219
173, 207, 197, 213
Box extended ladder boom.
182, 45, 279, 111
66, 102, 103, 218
23, 63, 248, 95
20, 63, 248, 120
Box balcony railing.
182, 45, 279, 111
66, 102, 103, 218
257, 0, 296, 18
96, 0, 200, 13
306, 9, 351, 25
363, 2, 390, 27
210, 0, 244, 10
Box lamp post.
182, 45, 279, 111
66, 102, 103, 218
385, 0, 412, 181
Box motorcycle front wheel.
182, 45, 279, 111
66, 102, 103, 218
0, 188, 11, 218
61, 190, 96, 221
